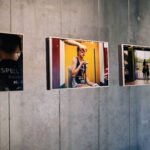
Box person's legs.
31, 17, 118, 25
147, 74, 149, 80
77, 84, 89, 88
143, 73, 146, 80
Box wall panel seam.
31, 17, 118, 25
60, 0, 62, 37
8, 92, 10, 150
10, 0, 12, 32
129, 87, 131, 150
97, 0, 100, 149
59, 90, 61, 150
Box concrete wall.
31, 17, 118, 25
0, 0, 149, 150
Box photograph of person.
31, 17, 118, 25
46, 37, 109, 90
119, 44, 150, 86
0, 33, 23, 91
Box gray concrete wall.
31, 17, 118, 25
0, 1, 10, 150
129, 1, 150, 150
0, 0, 149, 150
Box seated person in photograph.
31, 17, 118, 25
0, 33, 23, 91
71, 46, 98, 88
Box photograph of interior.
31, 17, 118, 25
119, 44, 150, 86
46, 38, 109, 89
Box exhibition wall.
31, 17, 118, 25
0, 0, 150, 150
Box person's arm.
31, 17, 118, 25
63, 39, 87, 52
72, 57, 88, 77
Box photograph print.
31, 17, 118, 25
119, 44, 150, 86
46, 37, 109, 90
0, 33, 23, 91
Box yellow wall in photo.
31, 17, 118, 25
65, 41, 100, 87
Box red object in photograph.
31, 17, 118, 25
52, 38, 60, 89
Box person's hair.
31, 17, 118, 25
77, 46, 80, 56
0, 33, 22, 53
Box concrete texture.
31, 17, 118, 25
100, 86, 130, 150
130, 87, 139, 150
0, 1, 10, 150
129, 1, 150, 150
0, 0, 150, 150
0, 0, 10, 32
98, 2, 131, 149
0, 93, 9, 150
130, 86, 150, 150
134, 0, 150, 45
60, 88, 99, 150
61, 0, 99, 40
11, 0, 62, 92
10, 91, 59, 150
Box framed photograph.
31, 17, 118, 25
46, 37, 109, 90
119, 44, 150, 86
0, 33, 23, 91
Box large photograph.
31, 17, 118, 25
0, 33, 23, 91
46, 37, 109, 89
119, 44, 150, 86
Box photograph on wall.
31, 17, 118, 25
0, 33, 23, 91
46, 37, 109, 90
119, 44, 150, 86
